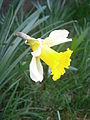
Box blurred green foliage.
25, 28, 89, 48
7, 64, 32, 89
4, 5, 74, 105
0, 0, 90, 120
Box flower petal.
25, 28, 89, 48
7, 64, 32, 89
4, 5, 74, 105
42, 29, 72, 47
31, 46, 41, 57
30, 57, 43, 82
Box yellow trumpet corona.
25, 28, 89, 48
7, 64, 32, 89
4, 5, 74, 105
28, 40, 73, 81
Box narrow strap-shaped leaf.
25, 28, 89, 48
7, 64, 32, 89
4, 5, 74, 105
0, 47, 30, 84
0, 0, 25, 58
0, 6, 13, 54
0, 0, 3, 9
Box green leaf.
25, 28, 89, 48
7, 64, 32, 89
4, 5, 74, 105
71, 28, 88, 51
0, 0, 3, 9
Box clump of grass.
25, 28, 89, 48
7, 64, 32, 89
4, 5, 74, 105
0, 0, 90, 120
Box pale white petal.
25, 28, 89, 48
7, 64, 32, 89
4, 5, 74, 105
31, 47, 41, 56
31, 38, 42, 57
30, 57, 43, 82
42, 29, 72, 47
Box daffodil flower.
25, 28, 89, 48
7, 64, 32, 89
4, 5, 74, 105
16, 30, 73, 82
